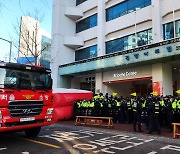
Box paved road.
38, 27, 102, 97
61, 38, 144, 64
0, 124, 180, 154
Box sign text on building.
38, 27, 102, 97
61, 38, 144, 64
113, 71, 137, 78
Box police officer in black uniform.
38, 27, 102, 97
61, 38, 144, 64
164, 97, 173, 132
132, 96, 143, 132
148, 96, 161, 134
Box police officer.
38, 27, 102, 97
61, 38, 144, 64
125, 97, 133, 124
88, 99, 94, 116
132, 96, 143, 132
94, 98, 101, 116
164, 97, 173, 132
148, 96, 161, 134
108, 97, 113, 117
102, 98, 109, 117
113, 97, 121, 123
74, 100, 82, 116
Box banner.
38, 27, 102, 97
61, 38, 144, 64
152, 82, 163, 96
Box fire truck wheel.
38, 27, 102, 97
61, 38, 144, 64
25, 127, 41, 137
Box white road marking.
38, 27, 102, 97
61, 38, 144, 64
147, 151, 157, 154
0, 148, 7, 151
161, 145, 180, 151
73, 144, 97, 150
21, 152, 30, 154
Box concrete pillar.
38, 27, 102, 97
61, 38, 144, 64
97, 0, 106, 56
95, 72, 105, 94
51, 0, 75, 89
152, 0, 163, 43
152, 63, 173, 96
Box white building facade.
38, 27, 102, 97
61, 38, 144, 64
51, 0, 180, 96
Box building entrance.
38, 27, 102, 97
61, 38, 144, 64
80, 77, 95, 94
105, 78, 152, 97
131, 80, 152, 96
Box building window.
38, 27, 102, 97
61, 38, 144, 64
163, 22, 174, 40
106, 35, 136, 54
137, 29, 152, 46
175, 20, 180, 37
75, 45, 97, 61
106, 0, 151, 22
76, 14, 97, 33
106, 29, 152, 54
76, 0, 87, 6
163, 20, 180, 40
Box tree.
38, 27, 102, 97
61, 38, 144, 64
12, 10, 51, 65
0, 0, 4, 12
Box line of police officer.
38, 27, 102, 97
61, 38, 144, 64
74, 93, 180, 134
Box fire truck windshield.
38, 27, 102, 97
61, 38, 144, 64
0, 68, 52, 90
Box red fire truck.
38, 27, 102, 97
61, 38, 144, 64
0, 61, 53, 137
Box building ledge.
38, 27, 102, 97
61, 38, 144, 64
65, 7, 83, 20
64, 36, 84, 49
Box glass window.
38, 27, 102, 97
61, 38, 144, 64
76, 0, 87, 6
106, 1, 128, 21
106, 29, 152, 54
75, 45, 97, 61
106, 0, 151, 22
175, 20, 180, 37
90, 14, 97, 27
106, 34, 136, 54
76, 14, 97, 33
163, 22, 174, 40
144, 0, 151, 6
0, 68, 51, 90
90, 45, 97, 58
126, 34, 136, 50
137, 29, 152, 46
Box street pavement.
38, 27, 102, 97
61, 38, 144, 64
0, 123, 180, 154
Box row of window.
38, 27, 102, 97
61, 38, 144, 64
76, 0, 151, 33
106, 29, 152, 54
106, 0, 151, 21
75, 19, 180, 61
75, 29, 152, 61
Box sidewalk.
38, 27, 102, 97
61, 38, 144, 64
57, 120, 173, 138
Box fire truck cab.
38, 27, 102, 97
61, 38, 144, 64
0, 61, 53, 137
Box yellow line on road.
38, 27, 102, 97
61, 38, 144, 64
4, 135, 61, 149
22, 138, 61, 149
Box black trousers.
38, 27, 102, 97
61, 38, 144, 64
148, 115, 161, 134
126, 110, 133, 123
133, 112, 142, 132
167, 112, 173, 131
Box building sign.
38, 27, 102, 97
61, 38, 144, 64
113, 71, 137, 78
103, 66, 152, 82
